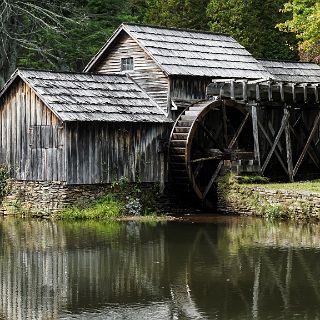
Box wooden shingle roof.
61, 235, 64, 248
85, 23, 272, 80
0, 69, 171, 123
260, 60, 320, 83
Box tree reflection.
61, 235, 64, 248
0, 217, 320, 319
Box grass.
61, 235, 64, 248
244, 179, 320, 193
57, 192, 170, 222
58, 194, 125, 220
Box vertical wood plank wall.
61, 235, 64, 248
65, 122, 168, 184
171, 76, 212, 102
0, 81, 65, 181
94, 32, 170, 113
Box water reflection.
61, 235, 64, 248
0, 217, 320, 319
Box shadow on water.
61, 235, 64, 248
0, 216, 320, 319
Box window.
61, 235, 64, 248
121, 57, 134, 71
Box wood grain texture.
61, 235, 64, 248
65, 122, 169, 184
94, 32, 170, 113
0, 80, 65, 182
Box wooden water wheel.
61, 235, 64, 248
169, 99, 254, 206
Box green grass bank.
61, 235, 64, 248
217, 174, 320, 221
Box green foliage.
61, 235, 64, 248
207, 0, 299, 60
59, 193, 125, 220
277, 0, 320, 61
144, 0, 210, 30
18, 0, 144, 72
236, 175, 270, 184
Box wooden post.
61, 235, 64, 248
268, 81, 273, 101
292, 84, 296, 103
251, 104, 261, 168
222, 102, 228, 146
280, 82, 285, 102
261, 110, 290, 174
284, 107, 294, 182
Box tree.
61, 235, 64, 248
206, 0, 299, 60
144, 0, 210, 30
277, 0, 320, 62
0, 0, 76, 88
17, 0, 145, 77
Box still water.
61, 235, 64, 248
0, 216, 320, 320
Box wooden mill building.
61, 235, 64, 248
0, 23, 320, 211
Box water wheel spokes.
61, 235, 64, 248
169, 100, 253, 206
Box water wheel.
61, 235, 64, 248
169, 99, 253, 206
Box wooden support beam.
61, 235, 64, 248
260, 112, 290, 175
284, 108, 294, 182
261, 111, 289, 174
314, 84, 319, 103
202, 162, 223, 200
292, 84, 296, 103
258, 121, 288, 174
298, 115, 320, 165
290, 127, 320, 169
202, 112, 249, 200
222, 103, 228, 146
303, 84, 308, 103
293, 112, 320, 177
280, 82, 285, 102
242, 81, 248, 102
251, 105, 261, 167
194, 161, 204, 179
229, 112, 250, 147
230, 80, 235, 100
268, 81, 273, 101
268, 121, 284, 153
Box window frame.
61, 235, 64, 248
121, 57, 134, 72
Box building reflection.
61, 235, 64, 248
0, 218, 320, 319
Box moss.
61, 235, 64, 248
217, 173, 293, 220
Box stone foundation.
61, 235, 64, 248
0, 180, 115, 216
217, 180, 320, 220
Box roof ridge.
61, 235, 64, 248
259, 59, 319, 65
122, 22, 231, 37
17, 68, 129, 77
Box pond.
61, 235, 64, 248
0, 215, 320, 319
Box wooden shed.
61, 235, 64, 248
0, 69, 171, 186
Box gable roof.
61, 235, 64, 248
259, 60, 320, 83
84, 23, 272, 80
0, 69, 171, 123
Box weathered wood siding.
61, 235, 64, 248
94, 32, 170, 113
0, 80, 65, 181
171, 76, 212, 103
65, 122, 168, 184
